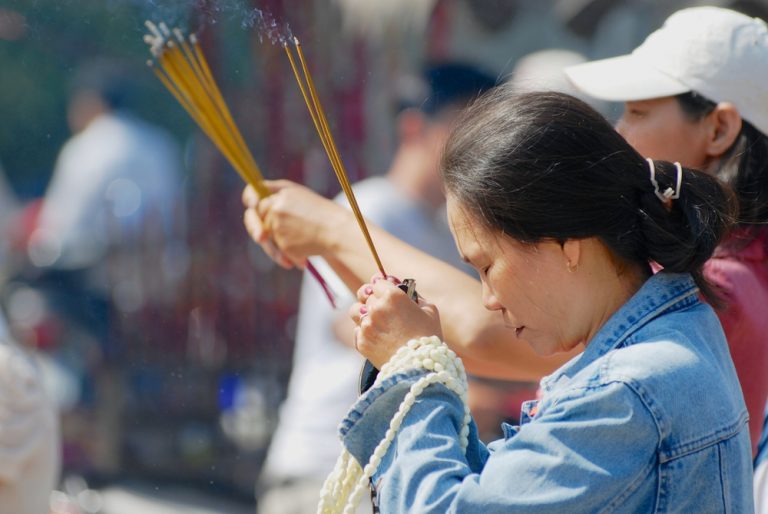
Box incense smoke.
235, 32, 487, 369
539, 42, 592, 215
128, 0, 291, 43
242, 8, 293, 45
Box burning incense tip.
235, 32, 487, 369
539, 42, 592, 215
145, 20, 163, 41
158, 22, 172, 38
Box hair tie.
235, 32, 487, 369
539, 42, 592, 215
647, 158, 682, 203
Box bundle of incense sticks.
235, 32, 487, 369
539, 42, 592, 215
282, 37, 387, 278
144, 21, 270, 198
143, 21, 338, 304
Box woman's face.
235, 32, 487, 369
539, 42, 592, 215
446, 195, 582, 356
615, 97, 710, 170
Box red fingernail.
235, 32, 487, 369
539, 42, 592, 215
364, 287, 373, 295
360, 306, 368, 315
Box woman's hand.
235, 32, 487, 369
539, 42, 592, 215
350, 277, 443, 368
242, 180, 346, 269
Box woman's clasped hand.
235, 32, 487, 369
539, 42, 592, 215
350, 275, 442, 368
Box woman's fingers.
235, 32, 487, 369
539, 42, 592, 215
263, 179, 298, 193
244, 205, 292, 266
348, 279, 443, 367
244, 206, 267, 243
242, 185, 301, 269
266, 240, 299, 269
370, 273, 401, 285
256, 194, 275, 223
242, 184, 258, 208
349, 302, 369, 325
356, 283, 374, 303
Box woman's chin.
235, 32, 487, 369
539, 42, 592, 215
524, 335, 573, 358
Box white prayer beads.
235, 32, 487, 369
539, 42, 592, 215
317, 336, 470, 514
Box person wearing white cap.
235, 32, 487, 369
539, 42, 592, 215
566, 6, 768, 462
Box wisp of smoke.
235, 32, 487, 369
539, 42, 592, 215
242, 7, 293, 44
130, 0, 291, 42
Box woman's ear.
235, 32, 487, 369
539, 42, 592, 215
561, 239, 582, 273
704, 103, 742, 159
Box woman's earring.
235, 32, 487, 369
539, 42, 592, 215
567, 261, 577, 273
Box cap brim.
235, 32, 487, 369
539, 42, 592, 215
564, 54, 690, 102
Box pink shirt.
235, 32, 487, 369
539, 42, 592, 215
705, 227, 768, 456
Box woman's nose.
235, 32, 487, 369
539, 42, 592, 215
482, 284, 502, 312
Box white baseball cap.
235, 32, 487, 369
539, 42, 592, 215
565, 7, 768, 136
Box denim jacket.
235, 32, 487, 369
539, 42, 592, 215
339, 273, 754, 513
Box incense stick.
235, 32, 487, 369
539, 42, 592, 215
283, 37, 387, 278
144, 22, 338, 306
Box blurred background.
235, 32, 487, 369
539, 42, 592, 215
0, 0, 766, 512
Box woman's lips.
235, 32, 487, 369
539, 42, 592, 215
502, 311, 524, 337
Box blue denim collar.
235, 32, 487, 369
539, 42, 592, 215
541, 272, 699, 391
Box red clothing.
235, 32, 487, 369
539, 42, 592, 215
705, 227, 768, 456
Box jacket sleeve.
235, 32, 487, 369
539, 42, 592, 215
341, 373, 659, 513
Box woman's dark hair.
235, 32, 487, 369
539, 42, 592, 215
677, 91, 768, 226
442, 87, 736, 303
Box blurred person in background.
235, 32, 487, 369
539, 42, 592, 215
25, 59, 184, 352
0, 159, 59, 514
507, 48, 606, 115
565, 5, 768, 458
6, 60, 185, 483
0, 306, 59, 514
254, 62, 497, 514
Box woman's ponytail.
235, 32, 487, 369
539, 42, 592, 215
637, 159, 736, 303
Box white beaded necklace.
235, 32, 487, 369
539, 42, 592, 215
316, 335, 471, 514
